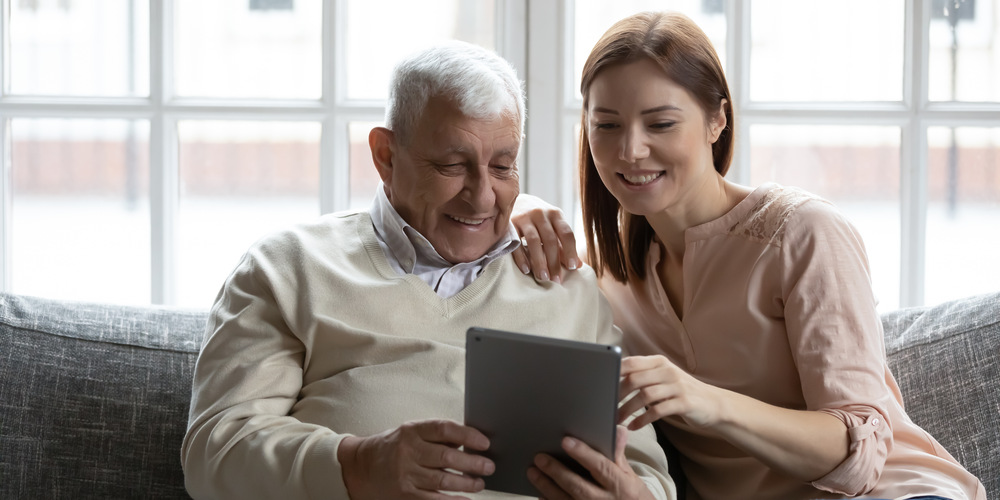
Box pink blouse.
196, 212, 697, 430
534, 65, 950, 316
599, 183, 986, 500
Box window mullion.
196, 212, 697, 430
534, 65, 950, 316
525, 0, 566, 212
1, 1, 11, 292
729, 0, 752, 185
150, 0, 177, 305
899, 0, 930, 308
320, 0, 339, 215
1, 118, 10, 292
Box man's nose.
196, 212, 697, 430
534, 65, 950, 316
619, 127, 650, 163
464, 168, 496, 211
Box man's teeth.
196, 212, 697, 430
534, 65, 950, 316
623, 173, 661, 185
450, 215, 486, 225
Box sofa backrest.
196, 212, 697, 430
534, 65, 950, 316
0, 292, 206, 499
2, 291, 997, 499
882, 291, 1000, 499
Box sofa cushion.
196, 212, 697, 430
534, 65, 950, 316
882, 291, 1000, 499
0, 293, 207, 499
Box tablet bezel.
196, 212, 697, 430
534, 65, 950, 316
464, 326, 621, 496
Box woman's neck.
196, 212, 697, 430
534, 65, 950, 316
646, 176, 749, 260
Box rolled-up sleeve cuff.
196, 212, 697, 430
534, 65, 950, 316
810, 408, 890, 496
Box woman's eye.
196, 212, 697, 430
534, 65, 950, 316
650, 122, 675, 130
594, 122, 618, 130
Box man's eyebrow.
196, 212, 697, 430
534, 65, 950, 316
494, 148, 518, 159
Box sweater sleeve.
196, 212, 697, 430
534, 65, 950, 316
180, 243, 351, 500
779, 200, 893, 496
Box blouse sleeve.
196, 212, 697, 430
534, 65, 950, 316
779, 199, 894, 496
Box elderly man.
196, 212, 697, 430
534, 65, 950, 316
181, 41, 674, 500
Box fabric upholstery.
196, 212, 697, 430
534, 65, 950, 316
1, 290, 997, 499
0, 293, 206, 499
882, 291, 1000, 499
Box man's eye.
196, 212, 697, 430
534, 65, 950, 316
433, 162, 465, 175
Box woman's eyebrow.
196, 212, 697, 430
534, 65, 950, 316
590, 105, 681, 115
641, 105, 681, 115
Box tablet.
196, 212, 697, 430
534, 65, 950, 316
464, 327, 622, 496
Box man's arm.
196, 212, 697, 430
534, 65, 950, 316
181, 250, 352, 499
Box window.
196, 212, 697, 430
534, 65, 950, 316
3, 0, 997, 310
0, 0, 520, 308
525, 0, 1000, 311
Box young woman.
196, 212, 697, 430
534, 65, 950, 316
512, 11, 985, 500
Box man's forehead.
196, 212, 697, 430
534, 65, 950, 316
414, 114, 521, 155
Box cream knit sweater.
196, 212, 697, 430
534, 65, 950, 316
181, 211, 674, 499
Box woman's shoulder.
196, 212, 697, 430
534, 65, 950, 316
728, 183, 835, 246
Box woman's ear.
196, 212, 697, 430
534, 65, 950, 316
708, 98, 728, 144
369, 127, 396, 186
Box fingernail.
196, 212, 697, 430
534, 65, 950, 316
564, 437, 577, 449
540, 270, 549, 281
568, 258, 579, 270
553, 275, 561, 284
520, 265, 530, 274
483, 460, 495, 475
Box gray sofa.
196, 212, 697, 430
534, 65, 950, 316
1, 291, 997, 499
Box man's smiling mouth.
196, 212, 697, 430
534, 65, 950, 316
448, 215, 488, 225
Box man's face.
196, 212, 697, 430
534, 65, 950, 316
375, 96, 521, 264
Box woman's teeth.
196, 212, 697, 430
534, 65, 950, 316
449, 215, 486, 225
623, 173, 661, 185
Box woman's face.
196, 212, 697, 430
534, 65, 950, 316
586, 58, 726, 217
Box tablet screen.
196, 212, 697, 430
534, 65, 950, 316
464, 327, 621, 496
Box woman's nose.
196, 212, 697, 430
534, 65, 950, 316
619, 128, 650, 163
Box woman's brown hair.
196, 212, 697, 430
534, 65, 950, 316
579, 11, 734, 282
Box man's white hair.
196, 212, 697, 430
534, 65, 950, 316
385, 40, 525, 144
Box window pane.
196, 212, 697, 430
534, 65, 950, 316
750, 1, 904, 102
348, 122, 383, 210
345, 0, 496, 101
177, 121, 321, 308
749, 125, 901, 311
9, 0, 150, 97
574, 0, 727, 101
174, 0, 322, 99
11, 119, 151, 304
925, 127, 1000, 305
928, 0, 1000, 102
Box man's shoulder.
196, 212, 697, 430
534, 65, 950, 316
248, 210, 372, 260
499, 257, 601, 296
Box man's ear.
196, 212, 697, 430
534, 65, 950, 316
369, 126, 396, 186
708, 98, 728, 144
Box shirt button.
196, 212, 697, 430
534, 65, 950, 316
871, 418, 880, 426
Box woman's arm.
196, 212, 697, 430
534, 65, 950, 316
618, 356, 848, 481
619, 355, 850, 482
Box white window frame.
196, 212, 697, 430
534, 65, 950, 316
3, 0, 997, 308
524, 0, 1000, 309
0, 0, 527, 305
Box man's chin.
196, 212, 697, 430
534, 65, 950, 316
438, 239, 500, 264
